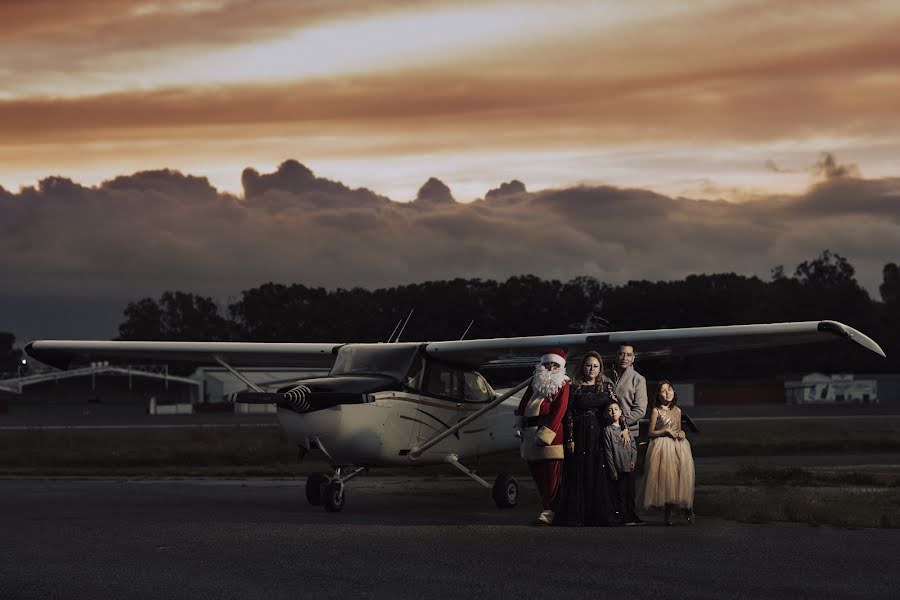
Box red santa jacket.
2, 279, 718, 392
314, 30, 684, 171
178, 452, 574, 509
515, 379, 570, 461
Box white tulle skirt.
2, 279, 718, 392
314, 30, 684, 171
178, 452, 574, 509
640, 436, 695, 510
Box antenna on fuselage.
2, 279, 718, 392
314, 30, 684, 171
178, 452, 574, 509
386, 319, 403, 343
569, 312, 611, 333
459, 320, 474, 340
394, 308, 414, 342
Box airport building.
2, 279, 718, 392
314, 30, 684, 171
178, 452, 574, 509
0, 363, 327, 417
650, 375, 900, 407
2, 364, 897, 418
783, 373, 900, 405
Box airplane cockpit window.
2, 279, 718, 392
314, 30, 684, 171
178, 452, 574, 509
420, 363, 493, 403
464, 371, 493, 403
423, 363, 463, 401
404, 355, 425, 390
330, 344, 419, 381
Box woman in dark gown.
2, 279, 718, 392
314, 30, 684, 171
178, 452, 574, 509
553, 351, 623, 527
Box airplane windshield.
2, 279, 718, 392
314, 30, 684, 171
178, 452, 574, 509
330, 344, 420, 380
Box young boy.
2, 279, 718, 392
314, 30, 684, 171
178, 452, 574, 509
604, 402, 639, 525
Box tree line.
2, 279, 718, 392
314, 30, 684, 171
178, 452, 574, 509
3, 250, 896, 380
110, 250, 899, 380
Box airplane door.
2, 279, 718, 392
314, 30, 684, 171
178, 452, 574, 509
406, 361, 465, 453
400, 354, 430, 450
460, 370, 495, 456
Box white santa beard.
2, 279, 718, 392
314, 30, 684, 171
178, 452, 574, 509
531, 364, 567, 399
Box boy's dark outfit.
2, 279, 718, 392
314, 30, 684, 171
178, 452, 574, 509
604, 420, 638, 524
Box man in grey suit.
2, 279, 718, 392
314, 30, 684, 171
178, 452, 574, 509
613, 343, 648, 525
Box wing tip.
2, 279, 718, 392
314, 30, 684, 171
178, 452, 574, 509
24, 340, 73, 370
818, 320, 886, 358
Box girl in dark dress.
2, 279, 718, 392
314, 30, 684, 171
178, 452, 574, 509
553, 351, 623, 527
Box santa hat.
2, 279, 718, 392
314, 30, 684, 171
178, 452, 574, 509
540, 347, 567, 367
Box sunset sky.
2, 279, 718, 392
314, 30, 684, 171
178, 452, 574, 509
1, 0, 899, 341
3, 0, 899, 199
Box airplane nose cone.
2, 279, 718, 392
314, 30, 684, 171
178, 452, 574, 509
284, 384, 312, 412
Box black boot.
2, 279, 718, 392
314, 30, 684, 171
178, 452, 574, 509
664, 504, 673, 526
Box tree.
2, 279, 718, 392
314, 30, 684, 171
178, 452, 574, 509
118, 298, 164, 340
117, 252, 894, 378
793, 249, 856, 287
880, 263, 900, 305
0, 332, 23, 374
118, 292, 230, 341
782, 250, 879, 374
878, 263, 900, 374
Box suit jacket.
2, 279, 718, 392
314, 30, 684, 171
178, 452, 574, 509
603, 423, 637, 478
614, 366, 648, 439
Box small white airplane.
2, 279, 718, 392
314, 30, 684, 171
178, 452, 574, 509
26, 320, 884, 512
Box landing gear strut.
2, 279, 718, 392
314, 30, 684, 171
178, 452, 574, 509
444, 454, 519, 509
305, 467, 365, 512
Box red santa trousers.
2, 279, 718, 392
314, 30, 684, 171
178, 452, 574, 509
528, 459, 562, 510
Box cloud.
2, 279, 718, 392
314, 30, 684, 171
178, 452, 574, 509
415, 177, 455, 204
0, 0, 423, 49
1, 160, 897, 310
3, 1, 900, 206
813, 152, 862, 180
486, 180, 526, 199
5, 0, 900, 148
241, 159, 382, 201
764, 160, 794, 174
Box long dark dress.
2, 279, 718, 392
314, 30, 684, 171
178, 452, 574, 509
552, 380, 622, 526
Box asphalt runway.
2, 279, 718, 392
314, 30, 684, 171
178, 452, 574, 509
1, 477, 897, 599
2, 403, 898, 430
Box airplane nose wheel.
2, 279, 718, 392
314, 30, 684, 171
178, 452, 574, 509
492, 472, 518, 508
310, 466, 365, 512
323, 481, 345, 512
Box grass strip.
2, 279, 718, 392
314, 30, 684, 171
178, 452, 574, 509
689, 420, 900, 456
706, 465, 900, 487
695, 485, 900, 529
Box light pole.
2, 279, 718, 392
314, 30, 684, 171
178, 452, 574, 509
17, 359, 26, 393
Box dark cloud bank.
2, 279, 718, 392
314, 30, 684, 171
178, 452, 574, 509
1, 156, 898, 340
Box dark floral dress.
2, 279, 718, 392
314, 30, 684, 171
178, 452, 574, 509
552, 378, 622, 526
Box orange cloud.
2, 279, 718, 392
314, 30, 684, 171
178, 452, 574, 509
2, 1, 900, 200
2, 47, 899, 148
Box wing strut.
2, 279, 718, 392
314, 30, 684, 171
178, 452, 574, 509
408, 377, 532, 460
445, 454, 490, 488
213, 355, 265, 393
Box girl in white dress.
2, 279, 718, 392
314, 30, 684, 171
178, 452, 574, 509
640, 381, 695, 525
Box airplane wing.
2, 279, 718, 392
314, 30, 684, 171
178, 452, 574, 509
424, 320, 885, 369
26, 320, 884, 372
24, 340, 342, 370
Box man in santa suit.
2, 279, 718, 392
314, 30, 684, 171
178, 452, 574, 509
515, 347, 570, 525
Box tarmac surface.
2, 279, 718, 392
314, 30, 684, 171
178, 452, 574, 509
1, 402, 898, 429
1, 476, 898, 599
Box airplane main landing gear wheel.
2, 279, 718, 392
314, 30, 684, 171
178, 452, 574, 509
306, 472, 328, 506
492, 472, 518, 508
323, 481, 345, 512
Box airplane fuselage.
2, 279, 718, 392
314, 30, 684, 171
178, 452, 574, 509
249, 342, 526, 468
276, 391, 521, 467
